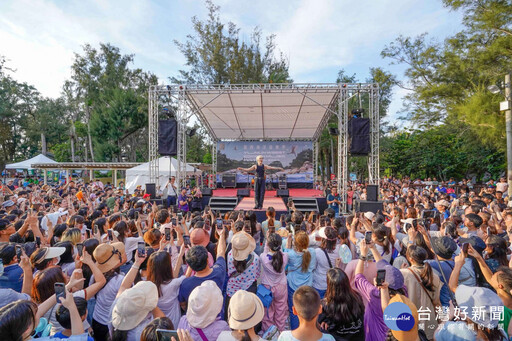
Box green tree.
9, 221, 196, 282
381, 0, 511, 150
172, 0, 291, 84
67, 43, 158, 161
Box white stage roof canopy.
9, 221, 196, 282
183, 83, 340, 141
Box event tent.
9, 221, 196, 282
125, 156, 200, 193
5, 154, 58, 170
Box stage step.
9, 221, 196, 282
290, 197, 319, 212
208, 197, 238, 213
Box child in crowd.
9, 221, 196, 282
278, 286, 335, 341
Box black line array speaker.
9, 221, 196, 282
202, 188, 213, 196
349, 118, 370, 155
366, 185, 378, 201
355, 200, 383, 214
158, 119, 178, 156
237, 189, 251, 197
276, 189, 289, 197
145, 183, 156, 199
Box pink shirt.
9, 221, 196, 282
260, 251, 288, 287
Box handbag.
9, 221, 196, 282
257, 284, 273, 308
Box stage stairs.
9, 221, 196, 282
290, 197, 319, 212
208, 197, 238, 213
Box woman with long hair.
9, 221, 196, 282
113, 220, 143, 273
318, 268, 365, 340
284, 231, 316, 330
401, 245, 441, 340
147, 248, 185, 328
260, 233, 288, 332
371, 224, 400, 264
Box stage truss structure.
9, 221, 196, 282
148, 83, 379, 213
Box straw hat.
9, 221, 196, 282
93, 242, 125, 273
231, 232, 256, 261
190, 228, 210, 247
112, 281, 158, 331
228, 290, 264, 330
187, 280, 223, 329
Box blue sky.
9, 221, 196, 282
0, 0, 464, 124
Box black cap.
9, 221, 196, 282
459, 235, 486, 255
431, 236, 457, 259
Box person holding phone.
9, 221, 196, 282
0, 243, 24, 292
237, 155, 284, 210
354, 240, 406, 341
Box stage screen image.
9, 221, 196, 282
216, 141, 313, 184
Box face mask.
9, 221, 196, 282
54, 256, 60, 265
140, 276, 147, 281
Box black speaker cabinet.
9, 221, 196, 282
202, 188, 213, 196
366, 185, 378, 201
355, 200, 383, 214
222, 174, 236, 188
237, 189, 250, 197
276, 189, 289, 197
145, 183, 156, 199
349, 118, 370, 155
158, 119, 178, 156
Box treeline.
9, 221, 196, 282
1, 0, 510, 180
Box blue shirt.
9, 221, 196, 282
0, 264, 23, 292
326, 194, 340, 212
284, 247, 317, 290
178, 257, 226, 304
425, 259, 454, 307
53, 331, 94, 341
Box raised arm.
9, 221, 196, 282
448, 251, 465, 293
237, 165, 256, 173
216, 228, 227, 259
173, 245, 186, 278
82, 251, 106, 298
264, 165, 284, 171
117, 253, 146, 298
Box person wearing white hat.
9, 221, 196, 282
111, 281, 160, 340
226, 232, 259, 301
218, 290, 265, 341
177, 280, 230, 341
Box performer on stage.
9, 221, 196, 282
238, 155, 284, 209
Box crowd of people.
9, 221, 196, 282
0, 175, 511, 341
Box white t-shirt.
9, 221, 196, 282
312, 245, 340, 291
93, 274, 125, 325
157, 276, 186, 328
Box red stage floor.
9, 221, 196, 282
212, 188, 324, 198
236, 197, 287, 211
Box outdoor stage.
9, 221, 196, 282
207, 188, 327, 221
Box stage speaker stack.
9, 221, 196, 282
158, 120, 178, 156
237, 189, 250, 197
202, 188, 213, 196
278, 175, 287, 190
145, 183, 156, 199
355, 200, 383, 214
276, 189, 289, 197
222, 174, 236, 188
366, 185, 378, 201
349, 118, 370, 155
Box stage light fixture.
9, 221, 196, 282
187, 128, 197, 137
351, 108, 365, 118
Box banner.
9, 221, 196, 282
217, 141, 313, 183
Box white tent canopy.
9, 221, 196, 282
5, 154, 58, 170
125, 156, 200, 193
